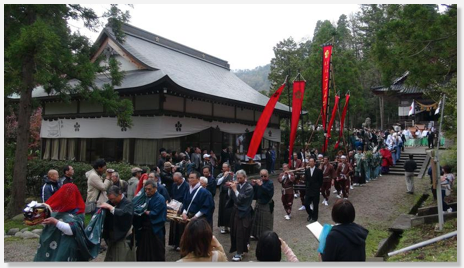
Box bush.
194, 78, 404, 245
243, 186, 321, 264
441, 145, 457, 173
21, 159, 144, 203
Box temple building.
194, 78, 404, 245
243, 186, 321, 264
371, 71, 439, 129
31, 23, 290, 166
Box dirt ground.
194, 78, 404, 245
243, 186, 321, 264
4, 147, 432, 262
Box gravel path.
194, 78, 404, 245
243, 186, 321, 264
5, 148, 431, 262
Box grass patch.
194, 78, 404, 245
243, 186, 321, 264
387, 218, 457, 262
364, 223, 390, 257
4, 219, 43, 232
4, 236, 23, 242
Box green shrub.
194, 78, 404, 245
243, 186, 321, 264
441, 145, 457, 173
20, 159, 143, 203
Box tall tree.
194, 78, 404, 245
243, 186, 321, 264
372, 4, 457, 87
4, 4, 133, 217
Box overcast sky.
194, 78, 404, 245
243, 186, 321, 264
74, 4, 362, 70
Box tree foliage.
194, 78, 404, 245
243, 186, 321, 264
4, 4, 133, 217
266, 4, 456, 149
234, 64, 272, 93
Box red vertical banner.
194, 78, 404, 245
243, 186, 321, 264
247, 83, 286, 159
334, 94, 350, 149
321, 45, 333, 131
324, 94, 340, 151
288, 81, 306, 164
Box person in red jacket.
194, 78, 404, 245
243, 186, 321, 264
379, 146, 393, 174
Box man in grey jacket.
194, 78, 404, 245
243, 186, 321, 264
190, 147, 202, 172
127, 167, 142, 201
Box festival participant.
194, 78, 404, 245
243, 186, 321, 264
148, 172, 171, 203
157, 149, 167, 170
181, 171, 215, 227
255, 231, 298, 262
251, 169, 274, 240
177, 218, 227, 262
168, 172, 189, 251
304, 158, 323, 223
353, 147, 366, 186
379, 146, 393, 174
127, 167, 142, 201
202, 166, 216, 198
200, 176, 216, 227
86, 159, 111, 213
403, 154, 418, 194
191, 147, 202, 172
336, 156, 353, 199
60, 165, 74, 185
216, 163, 235, 234
278, 163, 295, 220
202, 154, 214, 174
161, 162, 176, 197
109, 171, 128, 197
133, 180, 166, 261
100, 186, 134, 261
34, 184, 100, 261
290, 153, 305, 211
42, 169, 60, 202
321, 199, 368, 261
316, 154, 324, 168
134, 170, 149, 197
440, 166, 455, 212
348, 150, 356, 189
228, 169, 254, 261
321, 156, 335, 205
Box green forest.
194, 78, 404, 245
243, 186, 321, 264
237, 4, 456, 135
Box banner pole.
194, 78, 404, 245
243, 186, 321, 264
435, 94, 446, 231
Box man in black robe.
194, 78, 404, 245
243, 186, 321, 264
168, 172, 188, 251
228, 169, 254, 262
216, 163, 235, 234
133, 180, 166, 261
202, 166, 216, 198
304, 158, 323, 223
100, 186, 134, 261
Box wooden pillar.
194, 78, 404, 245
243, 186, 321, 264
379, 96, 385, 130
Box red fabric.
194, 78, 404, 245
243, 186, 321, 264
134, 173, 148, 196
45, 183, 85, 214
324, 95, 340, 152
321, 45, 333, 130
380, 148, 393, 167
247, 83, 286, 159
334, 94, 350, 149
289, 81, 306, 164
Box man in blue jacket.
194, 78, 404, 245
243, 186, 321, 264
41, 169, 60, 202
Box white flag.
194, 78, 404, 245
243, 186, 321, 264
435, 99, 442, 115
408, 100, 415, 116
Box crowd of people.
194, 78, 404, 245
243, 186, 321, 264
34, 126, 447, 262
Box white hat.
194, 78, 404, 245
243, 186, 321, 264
318, 154, 323, 158
203, 154, 211, 158
341, 155, 347, 159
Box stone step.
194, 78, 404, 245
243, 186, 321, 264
389, 214, 415, 232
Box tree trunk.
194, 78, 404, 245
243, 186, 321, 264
6, 58, 34, 218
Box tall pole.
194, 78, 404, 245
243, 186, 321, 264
298, 71, 304, 151
287, 57, 291, 155
435, 94, 446, 230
